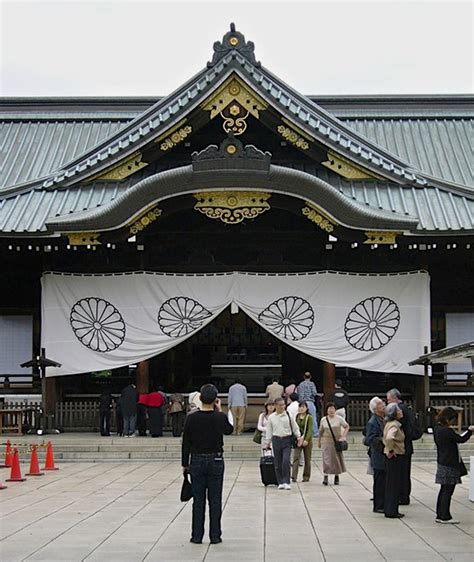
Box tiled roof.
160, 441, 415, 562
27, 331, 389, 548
0, 27, 472, 236
0, 48, 471, 192
0, 182, 129, 233
345, 118, 472, 187
0, 119, 126, 190
0, 111, 471, 191
0, 164, 471, 235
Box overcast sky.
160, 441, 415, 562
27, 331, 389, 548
0, 0, 472, 97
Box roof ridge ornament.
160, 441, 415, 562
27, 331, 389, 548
209, 23, 259, 67
192, 135, 271, 172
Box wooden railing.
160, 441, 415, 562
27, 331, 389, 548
0, 401, 42, 433
0, 396, 471, 432
430, 398, 473, 426
55, 400, 101, 430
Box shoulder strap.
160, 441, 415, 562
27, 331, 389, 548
286, 411, 295, 435
326, 416, 338, 444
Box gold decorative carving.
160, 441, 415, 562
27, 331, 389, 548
95, 152, 147, 181
194, 191, 271, 224
159, 125, 192, 152
229, 36, 239, 47
67, 232, 101, 246
277, 125, 310, 150
322, 151, 382, 180
201, 74, 267, 136
364, 231, 400, 245
129, 206, 162, 235
301, 203, 335, 233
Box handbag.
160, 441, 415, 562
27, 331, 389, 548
326, 416, 348, 453
286, 412, 298, 448
253, 429, 262, 444
180, 472, 193, 502
458, 458, 468, 477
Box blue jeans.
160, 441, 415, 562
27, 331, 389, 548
307, 401, 319, 437
189, 454, 225, 542
123, 414, 137, 435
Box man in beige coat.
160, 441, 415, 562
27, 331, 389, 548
266, 377, 284, 402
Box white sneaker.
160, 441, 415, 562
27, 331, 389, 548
278, 484, 285, 490
284, 483, 291, 490
435, 518, 460, 524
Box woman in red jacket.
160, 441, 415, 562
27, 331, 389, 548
147, 387, 165, 437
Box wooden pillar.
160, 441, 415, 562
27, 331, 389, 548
136, 360, 150, 394
322, 361, 336, 405
414, 346, 430, 413
42, 376, 57, 428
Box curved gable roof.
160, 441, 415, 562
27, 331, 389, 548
2, 25, 471, 196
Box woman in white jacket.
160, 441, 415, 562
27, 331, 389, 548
258, 401, 275, 452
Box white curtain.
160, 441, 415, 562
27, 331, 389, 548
41, 271, 430, 376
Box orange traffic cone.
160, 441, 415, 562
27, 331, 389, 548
43, 441, 59, 471
1, 440, 12, 468
26, 445, 44, 476
6, 449, 26, 482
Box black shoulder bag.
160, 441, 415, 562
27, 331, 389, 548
286, 412, 298, 448
326, 416, 348, 453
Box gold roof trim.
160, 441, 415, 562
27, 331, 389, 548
301, 202, 336, 233
322, 150, 383, 181
92, 151, 148, 182
194, 190, 271, 224
364, 231, 401, 245
201, 74, 268, 120
67, 232, 101, 246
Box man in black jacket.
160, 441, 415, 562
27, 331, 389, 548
386, 388, 421, 505
182, 384, 233, 545
120, 382, 138, 437
327, 379, 350, 420
99, 389, 113, 436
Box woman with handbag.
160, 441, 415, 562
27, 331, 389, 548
291, 401, 314, 482
383, 403, 405, 519
433, 407, 473, 524
257, 401, 275, 452
317, 402, 349, 486
363, 397, 386, 513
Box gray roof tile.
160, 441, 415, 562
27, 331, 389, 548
2, 51, 467, 191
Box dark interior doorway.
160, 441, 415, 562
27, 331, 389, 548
149, 307, 321, 393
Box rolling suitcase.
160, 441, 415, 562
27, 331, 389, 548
260, 450, 278, 486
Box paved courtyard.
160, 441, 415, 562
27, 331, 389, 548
0, 460, 472, 562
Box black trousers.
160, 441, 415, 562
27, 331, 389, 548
190, 454, 225, 542
436, 484, 456, 521
148, 407, 163, 437
116, 411, 123, 435
399, 453, 412, 503
137, 404, 147, 436
99, 411, 111, 436
373, 469, 385, 511
384, 455, 403, 516
171, 411, 185, 437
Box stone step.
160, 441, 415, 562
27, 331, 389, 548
52, 449, 473, 463
5, 433, 473, 463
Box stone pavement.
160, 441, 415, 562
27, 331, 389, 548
0, 460, 472, 562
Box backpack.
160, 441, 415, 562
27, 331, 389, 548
411, 410, 424, 440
